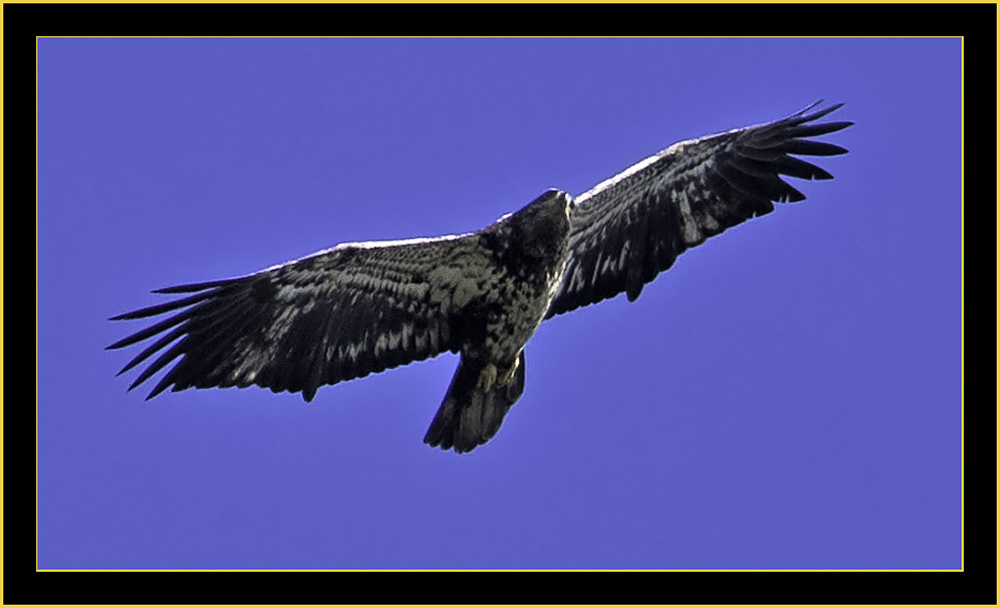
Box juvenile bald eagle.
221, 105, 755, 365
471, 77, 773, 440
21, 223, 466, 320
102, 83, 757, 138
109, 102, 852, 453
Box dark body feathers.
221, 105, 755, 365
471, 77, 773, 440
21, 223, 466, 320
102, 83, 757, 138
109, 103, 851, 452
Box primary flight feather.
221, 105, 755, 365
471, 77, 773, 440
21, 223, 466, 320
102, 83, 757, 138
109, 102, 852, 453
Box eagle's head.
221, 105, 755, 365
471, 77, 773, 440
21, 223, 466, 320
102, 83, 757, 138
501, 188, 573, 261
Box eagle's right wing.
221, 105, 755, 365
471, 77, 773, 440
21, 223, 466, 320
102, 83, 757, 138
108, 233, 491, 402
547, 102, 851, 318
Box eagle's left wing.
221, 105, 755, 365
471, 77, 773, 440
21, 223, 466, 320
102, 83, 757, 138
546, 102, 851, 318
108, 234, 489, 402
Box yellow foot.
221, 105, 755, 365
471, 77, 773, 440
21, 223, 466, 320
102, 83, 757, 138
477, 363, 498, 392
477, 358, 520, 392
497, 357, 520, 386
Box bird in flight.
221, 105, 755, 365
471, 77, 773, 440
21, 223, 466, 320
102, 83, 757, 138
109, 102, 852, 453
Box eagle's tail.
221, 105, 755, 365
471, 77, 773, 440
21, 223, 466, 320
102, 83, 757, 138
424, 352, 526, 453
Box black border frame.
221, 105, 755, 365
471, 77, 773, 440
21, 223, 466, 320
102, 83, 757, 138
12, 2, 994, 605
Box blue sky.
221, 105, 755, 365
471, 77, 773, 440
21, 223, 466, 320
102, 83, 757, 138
37, 37, 961, 571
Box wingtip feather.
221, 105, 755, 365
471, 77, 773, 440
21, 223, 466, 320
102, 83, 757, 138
795, 100, 844, 121
152, 278, 236, 294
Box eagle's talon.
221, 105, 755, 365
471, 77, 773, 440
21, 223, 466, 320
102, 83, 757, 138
478, 363, 498, 392
497, 357, 519, 386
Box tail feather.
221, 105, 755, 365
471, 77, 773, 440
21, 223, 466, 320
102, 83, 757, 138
424, 352, 526, 453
